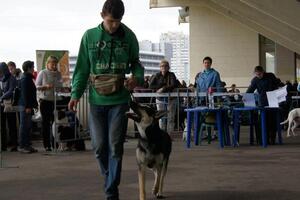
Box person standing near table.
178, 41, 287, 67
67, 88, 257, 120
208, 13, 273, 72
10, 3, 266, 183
246, 66, 282, 144
68, 1, 144, 199
194, 56, 222, 105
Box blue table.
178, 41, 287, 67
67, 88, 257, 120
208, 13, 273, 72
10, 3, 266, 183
232, 107, 264, 147
185, 106, 229, 149
232, 106, 283, 148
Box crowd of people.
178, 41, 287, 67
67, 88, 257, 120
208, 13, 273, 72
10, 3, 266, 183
134, 56, 300, 146
0, 56, 70, 153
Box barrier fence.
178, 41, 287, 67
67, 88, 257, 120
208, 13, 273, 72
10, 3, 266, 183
1, 87, 298, 159
51, 87, 244, 144
52, 87, 298, 141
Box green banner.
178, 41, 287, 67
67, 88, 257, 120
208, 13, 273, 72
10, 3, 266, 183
36, 50, 70, 86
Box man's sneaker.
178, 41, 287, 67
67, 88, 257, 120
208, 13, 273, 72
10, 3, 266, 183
9, 146, 18, 152
45, 147, 52, 152
27, 146, 38, 153
19, 147, 31, 154
201, 135, 208, 140
19, 147, 38, 154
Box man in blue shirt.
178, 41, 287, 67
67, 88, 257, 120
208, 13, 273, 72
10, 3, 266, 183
194, 56, 222, 92
194, 57, 222, 140
194, 56, 222, 105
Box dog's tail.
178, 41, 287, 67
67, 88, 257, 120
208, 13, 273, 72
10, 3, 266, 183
280, 119, 289, 125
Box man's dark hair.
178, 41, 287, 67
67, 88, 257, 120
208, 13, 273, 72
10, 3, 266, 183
7, 61, 16, 68
102, 0, 125, 19
15, 68, 22, 77
254, 66, 264, 72
0, 62, 8, 77
22, 60, 34, 72
203, 56, 212, 63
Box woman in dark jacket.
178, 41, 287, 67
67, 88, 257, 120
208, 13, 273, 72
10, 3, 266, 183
149, 60, 178, 133
0, 62, 17, 151
18, 61, 38, 153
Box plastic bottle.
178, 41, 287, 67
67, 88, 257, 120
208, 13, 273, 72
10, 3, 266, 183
208, 87, 214, 108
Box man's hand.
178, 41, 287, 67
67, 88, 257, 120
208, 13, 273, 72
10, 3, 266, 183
188, 86, 195, 92
68, 99, 79, 112
125, 76, 138, 91
156, 88, 164, 93
37, 84, 54, 91
45, 84, 54, 90
25, 108, 32, 114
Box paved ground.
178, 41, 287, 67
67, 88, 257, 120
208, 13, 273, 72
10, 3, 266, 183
1, 130, 300, 200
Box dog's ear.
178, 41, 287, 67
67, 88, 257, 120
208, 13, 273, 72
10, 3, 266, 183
126, 112, 140, 122
154, 110, 168, 120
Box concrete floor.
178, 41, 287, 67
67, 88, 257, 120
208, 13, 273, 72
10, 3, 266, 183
1, 131, 300, 200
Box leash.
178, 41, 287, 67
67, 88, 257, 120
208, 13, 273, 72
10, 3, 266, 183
129, 91, 137, 103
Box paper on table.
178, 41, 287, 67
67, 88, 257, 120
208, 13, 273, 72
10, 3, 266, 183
242, 93, 256, 107
266, 86, 287, 107
276, 85, 287, 103
266, 91, 279, 107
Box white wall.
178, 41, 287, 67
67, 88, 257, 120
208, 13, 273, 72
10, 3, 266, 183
189, 5, 259, 88
275, 44, 295, 82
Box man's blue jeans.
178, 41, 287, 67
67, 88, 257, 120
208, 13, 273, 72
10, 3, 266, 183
89, 103, 129, 199
19, 109, 32, 148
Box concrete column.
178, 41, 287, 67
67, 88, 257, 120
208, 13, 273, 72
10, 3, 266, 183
275, 44, 295, 82
189, 5, 259, 88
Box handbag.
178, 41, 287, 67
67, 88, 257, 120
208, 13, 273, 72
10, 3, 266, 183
3, 99, 13, 112
12, 87, 20, 106
90, 74, 124, 95
32, 109, 42, 122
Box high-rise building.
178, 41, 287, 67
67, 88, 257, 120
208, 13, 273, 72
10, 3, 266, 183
160, 32, 189, 82
139, 40, 165, 77
139, 51, 164, 76
69, 55, 77, 78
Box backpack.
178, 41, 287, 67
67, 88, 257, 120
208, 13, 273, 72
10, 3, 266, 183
12, 80, 21, 106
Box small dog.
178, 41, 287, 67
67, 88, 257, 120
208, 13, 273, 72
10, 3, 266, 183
53, 110, 86, 151
52, 110, 71, 151
126, 101, 172, 200
280, 108, 300, 137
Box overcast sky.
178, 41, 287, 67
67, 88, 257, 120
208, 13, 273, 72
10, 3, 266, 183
0, 0, 189, 67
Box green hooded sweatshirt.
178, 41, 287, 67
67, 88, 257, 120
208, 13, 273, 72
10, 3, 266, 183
71, 23, 144, 105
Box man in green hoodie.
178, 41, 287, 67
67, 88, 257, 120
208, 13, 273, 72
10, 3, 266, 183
68, 1, 144, 199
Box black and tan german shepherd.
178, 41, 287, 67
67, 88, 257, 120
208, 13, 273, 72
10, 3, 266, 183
126, 101, 172, 200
